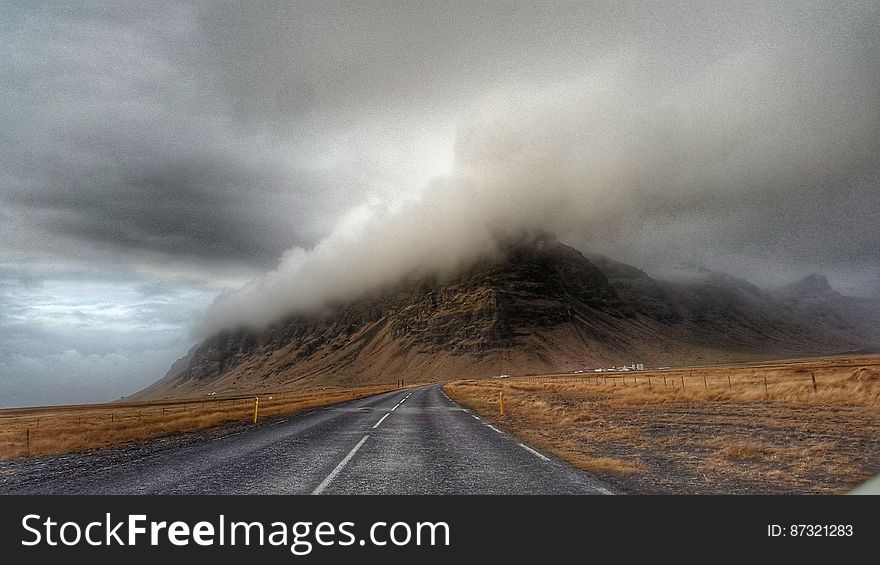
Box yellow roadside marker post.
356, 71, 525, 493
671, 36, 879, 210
499, 391, 504, 417
253, 397, 260, 424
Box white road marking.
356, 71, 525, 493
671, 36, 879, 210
519, 443, 550, 461
311, 435, 370, 495
471, 414, 481, 421
372, 413, 390, 429
389, 393, 409, 412
268, 419, 288, 427
596, 486, 615, 495
486, 424, 503, 434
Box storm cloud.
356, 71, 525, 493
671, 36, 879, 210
1, 1, 879, 404
201, 1, 880, 330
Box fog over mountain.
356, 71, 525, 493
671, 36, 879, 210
1, 2, 878, 405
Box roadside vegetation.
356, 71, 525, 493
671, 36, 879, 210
0, 385, 397, 460
445, 356, 880, 494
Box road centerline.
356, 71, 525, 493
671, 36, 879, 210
372, 413, 390, 429
311, 434, 370, 495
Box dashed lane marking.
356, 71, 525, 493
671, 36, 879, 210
372, 413, 390, 429
486, 424, 503, 434
311, 435, 370, 495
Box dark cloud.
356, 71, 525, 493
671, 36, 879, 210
0, 1, 369, 275
1, 1, 879, 403
8, 152, 315, 265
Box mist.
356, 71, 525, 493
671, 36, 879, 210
3, 2, 880, 405
202, 4, 880, 333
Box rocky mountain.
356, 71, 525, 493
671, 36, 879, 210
136, 233, 880, 399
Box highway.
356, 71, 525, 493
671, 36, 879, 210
0, 384, 616, 495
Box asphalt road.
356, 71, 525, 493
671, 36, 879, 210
0, 384, 616, 495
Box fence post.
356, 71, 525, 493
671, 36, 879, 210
648, 377, 652, 388
811, 372, 817, 393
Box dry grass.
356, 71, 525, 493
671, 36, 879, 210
716, 441, 774, 461
0, 385, 398, 460
445, 355, 880, 494
513, 356, 880, 406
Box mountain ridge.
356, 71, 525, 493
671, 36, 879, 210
135, 233, 880, 399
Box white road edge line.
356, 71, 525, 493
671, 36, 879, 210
390, 404, 399, 412
311, 435, 370, 495
486, 424, 503, 434
596, 486, 615, 495
372, 413, 390, 429
519, 443, 550, 461
471, 414, 481, 420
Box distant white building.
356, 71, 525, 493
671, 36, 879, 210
585, 363, 645, 373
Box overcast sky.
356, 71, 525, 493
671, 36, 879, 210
1, 1, 878, 406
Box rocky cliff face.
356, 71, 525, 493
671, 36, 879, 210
136, 233, 879, 399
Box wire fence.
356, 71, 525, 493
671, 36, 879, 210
513, 363, 880, 393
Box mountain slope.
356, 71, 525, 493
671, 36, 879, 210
137, 234, 879, 399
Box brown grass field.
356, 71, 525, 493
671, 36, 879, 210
444, 355, 880, 494
0, 385, 398, 460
